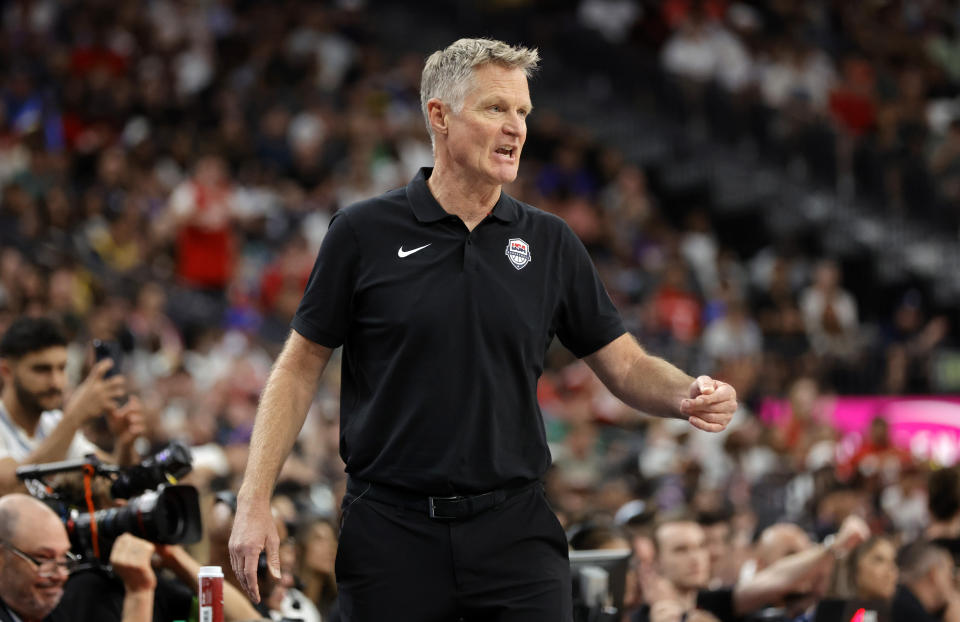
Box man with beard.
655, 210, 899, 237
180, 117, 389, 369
0, 317, 130, 495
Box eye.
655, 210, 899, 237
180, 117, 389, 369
518, 109, 528, 118
489, 105, 503, 112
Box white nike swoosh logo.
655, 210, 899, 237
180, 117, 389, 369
397, 243, 431, 258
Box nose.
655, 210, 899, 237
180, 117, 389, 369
503, 112, 525, 139
51, 368, 67, 392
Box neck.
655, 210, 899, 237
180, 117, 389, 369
0, 389, 40, 437
427, 162, 501, 228
673, 585, 698, 610
907, 579, 941, 614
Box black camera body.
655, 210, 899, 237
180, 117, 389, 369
16, 442, 202, 565
63, 484, 202, 561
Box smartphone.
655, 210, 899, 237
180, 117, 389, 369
92, 339, 122, 378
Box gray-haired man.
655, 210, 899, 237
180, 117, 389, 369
230, 38, 737, 621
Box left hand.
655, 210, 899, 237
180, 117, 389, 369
681, 376, 737, 433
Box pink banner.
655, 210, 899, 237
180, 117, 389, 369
760, 395, 960, 466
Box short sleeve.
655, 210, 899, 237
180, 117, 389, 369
66, 432, 101, 459
290, 210, 361, 348
554, 225, 625, 358
0, 433, 14, 461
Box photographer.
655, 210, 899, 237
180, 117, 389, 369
0, 493, 159, 622
0, 317, 141, 495
31, 447, 261, 622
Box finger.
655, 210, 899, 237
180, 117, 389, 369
680, 397, 737, 418
230, 549, 250, 603
105, 375, 127, 392
684, 407, 735, 429
228, 544, 247, 598
242, 548, 261, 603
267, 531, 282, 580
90, 358, 114, 379
688, 415, 725, 433
696, 375, 716, 395
691, 384, 735, 406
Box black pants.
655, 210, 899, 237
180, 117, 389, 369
335, 482, 572, 621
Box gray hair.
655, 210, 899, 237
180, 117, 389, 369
420, 38, 540, 146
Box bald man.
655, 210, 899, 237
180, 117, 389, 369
0, 494, 74, 622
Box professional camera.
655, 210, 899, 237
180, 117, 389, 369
16, 441, 203, 564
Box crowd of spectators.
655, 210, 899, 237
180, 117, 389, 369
0, 0, 959, 621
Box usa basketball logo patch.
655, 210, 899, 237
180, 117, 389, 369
505, 238, 532, 270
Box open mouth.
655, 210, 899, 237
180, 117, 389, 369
494, 146, 516, 160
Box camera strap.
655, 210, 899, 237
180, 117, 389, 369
82, 463, 100, 559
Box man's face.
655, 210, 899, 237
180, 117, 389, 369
442, 63, 531, 187
1, 347, 68, 416
702, 522, 731, 572
0, 514, 72, 619
656, 522, 710, 591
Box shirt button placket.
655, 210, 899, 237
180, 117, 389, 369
464, 235, 478, 271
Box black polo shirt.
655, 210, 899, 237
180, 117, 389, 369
292, 168, 625, 494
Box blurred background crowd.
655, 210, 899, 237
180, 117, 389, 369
2, 0, 960, 620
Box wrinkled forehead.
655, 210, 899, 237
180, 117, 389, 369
463, 64, 531, 103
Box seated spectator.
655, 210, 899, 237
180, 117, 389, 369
926, 466, 960, 566
799, 259, 860, 363
893, 541, 960, 622
634, 514, 869, 621
660, 5, 752, 93
829, 536, 899, 604
0, 317, 137, 495
0, 492, 176, 622
296, 517, 340, 619
0, 493, 75, 621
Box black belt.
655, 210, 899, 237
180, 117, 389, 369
347, 477, 539, 520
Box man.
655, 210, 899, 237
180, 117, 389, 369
634, 515, 868, 621
230, 37, 737, 621
0, 492, 212, 622
0, 494, 74, 621
892, 541, 960, 622
0, 317, 133, 494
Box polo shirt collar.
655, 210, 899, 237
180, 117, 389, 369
407, 167, 517, 223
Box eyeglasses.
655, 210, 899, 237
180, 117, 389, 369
3, 542, 80, 577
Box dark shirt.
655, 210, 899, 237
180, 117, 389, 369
47, 567, 193, 622
892, 584, 943, 622
0, 596, 21, 622
631, 588, 741, 622
292, 168, 625, 494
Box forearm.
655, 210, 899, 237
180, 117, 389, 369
22, 415, 84, 464
121, 589, 155, 622
0, 416, 88, 494
239, 333, 330, 501
587, 334, 693, 419
240, 371, 315, 499
733, 546, 832, 615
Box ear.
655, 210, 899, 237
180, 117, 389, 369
0, 358, 11, 384
427, 98, 448, 138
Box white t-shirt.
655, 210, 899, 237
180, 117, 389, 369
0, 402, 99, 462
